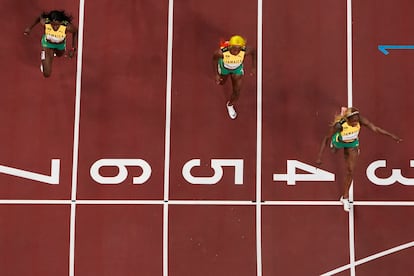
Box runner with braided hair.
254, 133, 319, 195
316, 107, 402, 211
24, 10, 78, 78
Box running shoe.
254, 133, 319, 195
226, 102, 237, 119
340, 196, 350, 212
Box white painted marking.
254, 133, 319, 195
321, 241, 414, 275
69, 0, 86, 275
0, 159, 60, 184
182, 159, 243, 185
163, 0, 175, 275
273, 160, 335, 185
90, 159, 151, 184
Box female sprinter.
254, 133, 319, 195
212, 35, 256, 119
316, 107, 402, 212
24, 10, 78, 78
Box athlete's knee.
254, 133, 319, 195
345, 166, 355, 176
231, 89, 240, 98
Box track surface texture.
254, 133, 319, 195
1, 0, 414, 275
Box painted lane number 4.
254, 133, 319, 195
273, 160, 335, 185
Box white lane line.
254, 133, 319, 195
164, 0, 175, 275
1, 199, 413, 206
263, 201, 346, 206
347, 0, 353, 108
346, 1, 356, 274
256, 0, 263, 275
349, 199, 356, 276
0, 200, 73, 204
69, 0, 86, 275
355, 201, 414, 206
69, 203, 77, 276
321, 241, 414, 276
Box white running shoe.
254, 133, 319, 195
40, 63, 43, 73
340, 196, 350, 212
226, 102, 237, 119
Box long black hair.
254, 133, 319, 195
41, 10, 73, 23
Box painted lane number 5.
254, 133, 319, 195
182, 159, 244, 185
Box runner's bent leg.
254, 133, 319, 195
42, 48, 54, 78
229, 74, 243, 105
343, 147, 359, 199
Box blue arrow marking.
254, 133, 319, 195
378, 45, 414, 55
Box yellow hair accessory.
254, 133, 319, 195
229, 35, 246, 46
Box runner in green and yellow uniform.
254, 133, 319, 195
316, 107, 402, 212
213, 35, 256, 119
24, 10, 78, 78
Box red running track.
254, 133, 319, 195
1, 0, 414, 275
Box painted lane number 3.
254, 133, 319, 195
367, 160, 414, 186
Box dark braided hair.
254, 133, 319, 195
41, 10, 73, 23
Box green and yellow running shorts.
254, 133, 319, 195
331, 133, 359, 149
218, 59, 244, 75
41, 35, 66, 51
